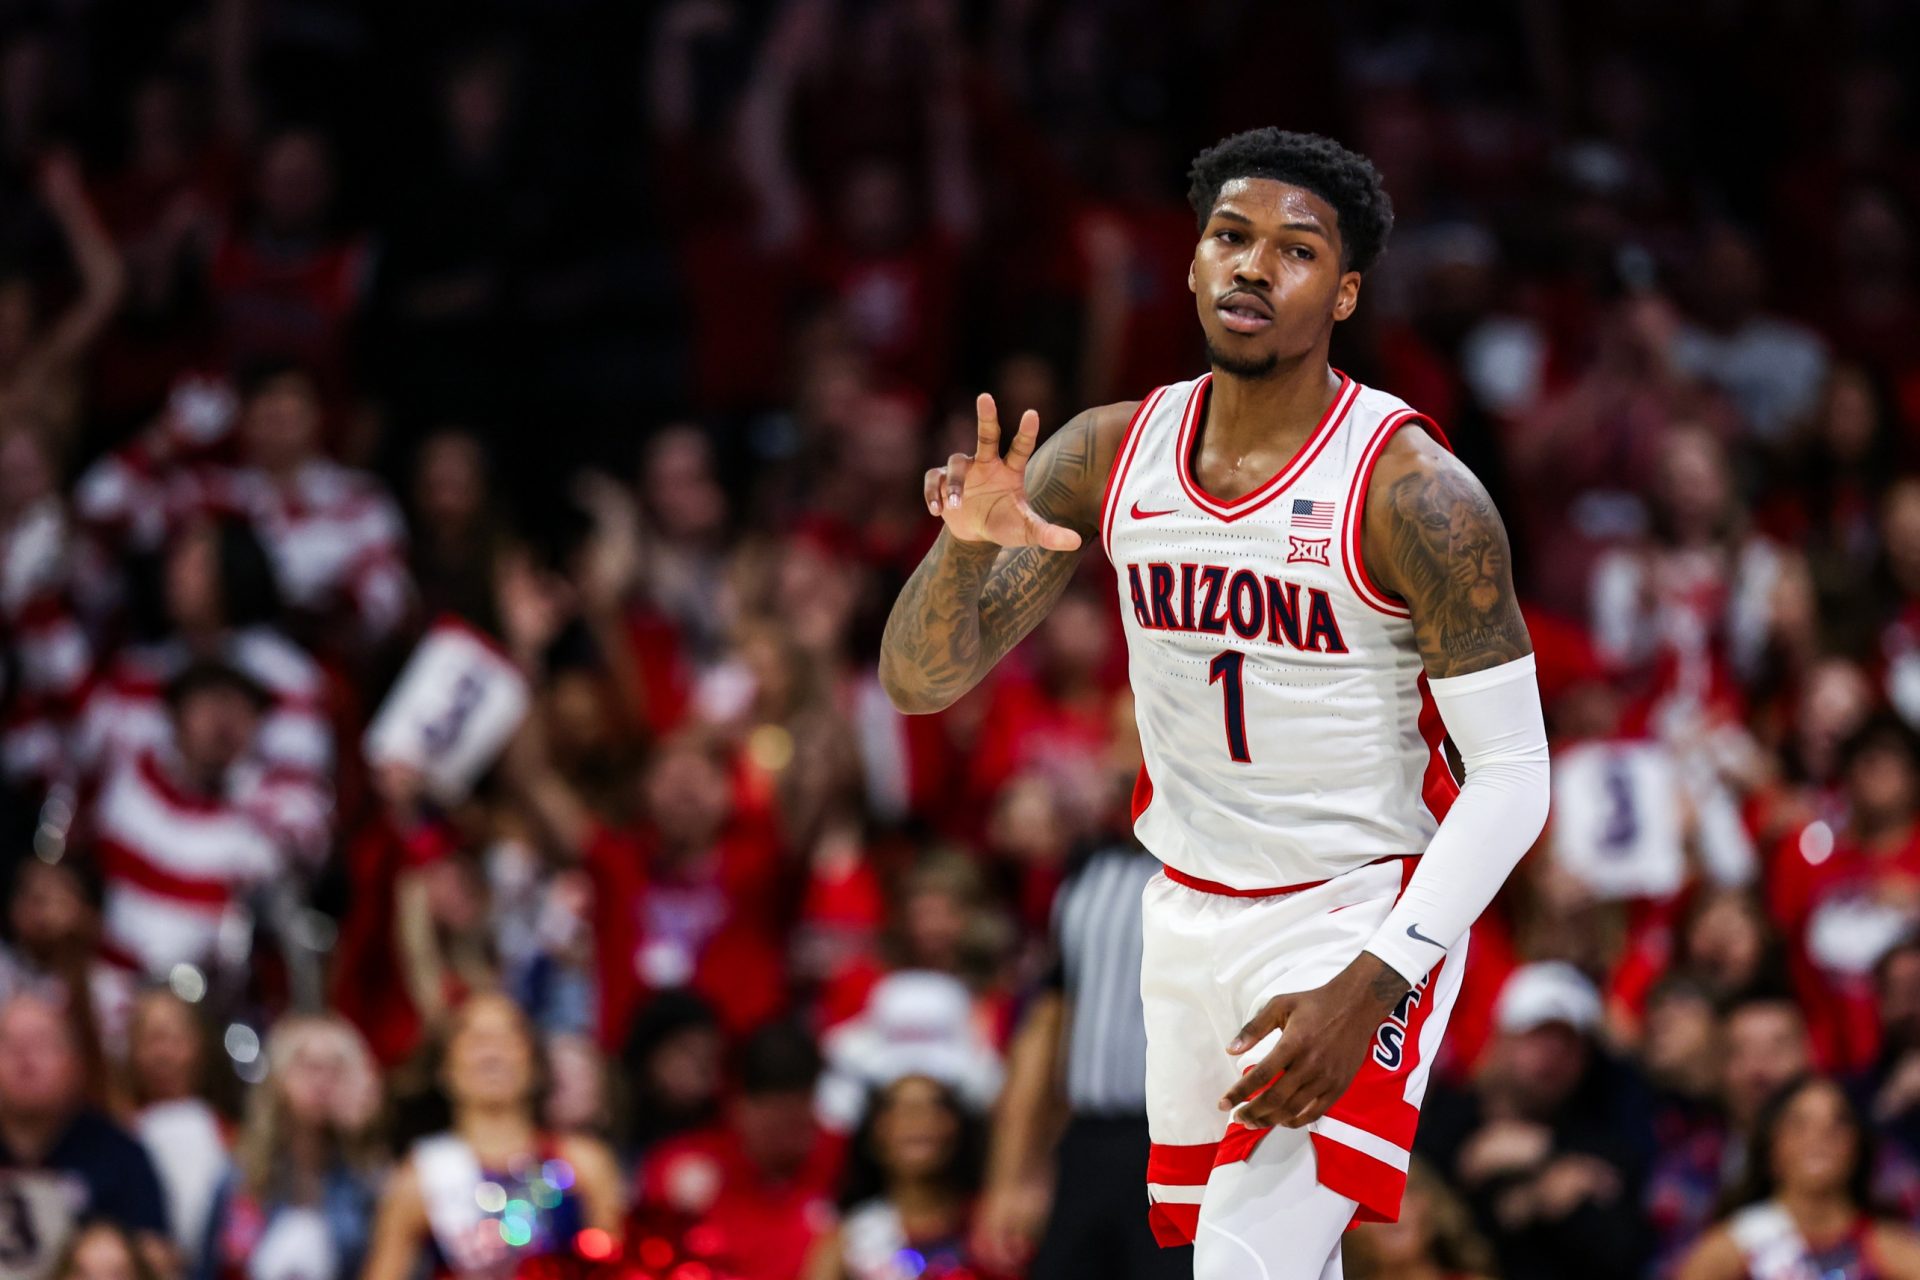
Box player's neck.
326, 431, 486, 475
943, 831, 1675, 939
1204, 354, 1341, 456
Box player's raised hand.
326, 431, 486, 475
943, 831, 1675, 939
923, 394, 1082, 552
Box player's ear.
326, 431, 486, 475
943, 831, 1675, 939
1333, 270, 1361, 322
1188, 260, 1197, 295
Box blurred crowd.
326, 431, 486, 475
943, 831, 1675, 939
5, 0, 1920, 1278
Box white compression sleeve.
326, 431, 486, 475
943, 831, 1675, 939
1365, 654, 1550, 986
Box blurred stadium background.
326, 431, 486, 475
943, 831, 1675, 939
4, 0, 1920, 1277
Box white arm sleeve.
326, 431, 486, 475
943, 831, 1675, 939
1365, 653, 1550, 986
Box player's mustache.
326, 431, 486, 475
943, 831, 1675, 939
1216, 288, 1275, 318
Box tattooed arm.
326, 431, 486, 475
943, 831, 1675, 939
1221, 423, 1549, 1134
1364, 426, 1533, 676
879, 395, 1131, 714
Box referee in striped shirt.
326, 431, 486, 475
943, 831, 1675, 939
973, 843, 1191, 1278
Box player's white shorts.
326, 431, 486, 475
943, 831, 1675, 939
1140, 855, 1465, 1247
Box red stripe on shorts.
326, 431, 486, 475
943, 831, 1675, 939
1204, 947, 1454, 1225
1147, 1141, 1218, 1186
1309, 1133, 1407, 1225
1147, 1201, 1200, 1247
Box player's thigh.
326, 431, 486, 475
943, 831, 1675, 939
1140, 875, 1240, 1129
1221, 861, 1406, 1030
1193, 1125, 1355, 1280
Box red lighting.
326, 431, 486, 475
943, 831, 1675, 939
576, 1228, 618, 1262
637, 1237, 676, 1270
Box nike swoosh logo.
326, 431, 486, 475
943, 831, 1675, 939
1130, 501, 1177, 519
1406, 923, 1445, 948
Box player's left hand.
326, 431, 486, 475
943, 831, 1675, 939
1218, 952, 1409, 1129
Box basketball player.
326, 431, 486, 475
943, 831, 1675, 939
879, 128, 1551, 1279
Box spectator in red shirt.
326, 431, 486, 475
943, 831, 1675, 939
733, 0, 978, 399
205, 129, 368, 393
1771, 716, 1920, 1069
638, 1022, 842, 1280
511, 717, 789, 1045
819, 849, 1014, 1042
966, 585, 1125, 829
89, 70, 240, 424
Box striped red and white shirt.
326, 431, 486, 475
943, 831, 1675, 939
205, 461, 414, 642
73, 389, 414, 643
73, 628, 334, 782
1, 499, 93, 786
88, 746, 332, 976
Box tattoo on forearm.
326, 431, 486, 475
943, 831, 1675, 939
881, 535, 999, 710
880, 415, 1100, 711
1368, 964, 1409, 1008
1385, 460, 1531, 678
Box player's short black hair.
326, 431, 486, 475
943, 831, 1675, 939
1186, 128, 1395, 274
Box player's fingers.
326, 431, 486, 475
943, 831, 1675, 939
1236, 1090, 1293, 1130
1005, 409, 1041, 473
945, 454, 972, 509
975, 392, 1002, 459
924, 467, 947, 515
1284, 1093, 1333, 1128
1034, 521, 1084, 552
1245, 1055, 1315, 1124
1227, 996, 1292, 1055
1017, 502, 1083, 552
1218, 1064, 1278, 1113
1219, 1042, 1293, 1112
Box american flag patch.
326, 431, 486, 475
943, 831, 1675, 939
1291, 498, 1335, 529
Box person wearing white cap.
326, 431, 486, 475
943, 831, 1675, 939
813, 971, 1003, 1135
1492, 961, 1604, 1038
1417, 961, 1654, 1280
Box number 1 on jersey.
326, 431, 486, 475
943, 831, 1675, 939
1208, 650, 1251, 763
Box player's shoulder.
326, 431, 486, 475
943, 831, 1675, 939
1030, 397, 1146, 531
1076, 396, 1146, 452
1354, 385, 1485, 509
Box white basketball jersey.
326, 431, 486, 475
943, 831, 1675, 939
1103, 371, 1457, 891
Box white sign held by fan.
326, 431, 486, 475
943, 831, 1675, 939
364, 620, 529, 804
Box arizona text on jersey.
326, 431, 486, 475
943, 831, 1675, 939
1102, 371, 1459, 891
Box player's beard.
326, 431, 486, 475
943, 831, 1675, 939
1205, 335, 1280, 380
